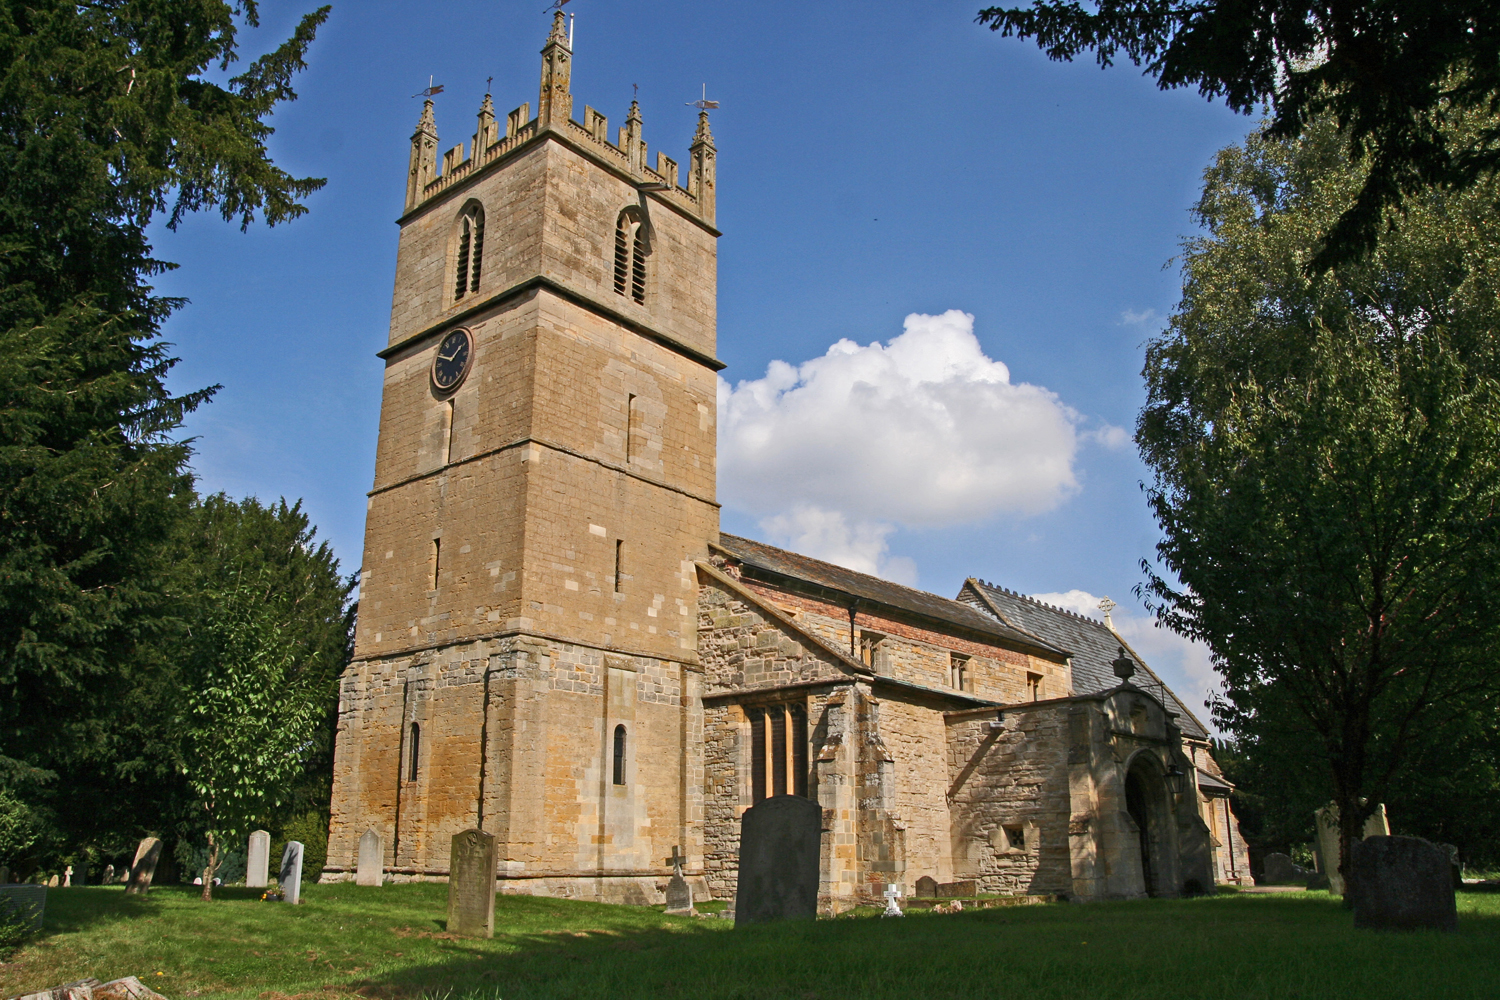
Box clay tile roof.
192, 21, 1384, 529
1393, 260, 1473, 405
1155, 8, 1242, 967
713, 534, 1066, 657
963, 579, 1210, 739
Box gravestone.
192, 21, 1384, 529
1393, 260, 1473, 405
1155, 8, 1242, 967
246, 830, 271, 888
63, 866, 73, 887
47, 874, 58, 888
1263, 853, 1309, 885
882, 884, 904, 918
74, 864, 87, 887
125, 837, 162, 895
734, 794, 820, 926
0, 884, 47, 935
936, 879, 977, 898
355, 829, 384, 887
1351, 836, 1457, 932
279, 841, 305, 904
914, 876, 938, 898
1437, 843, 1463, 890
0, 864, 9, 884
663, 845, 693, 914
1314, 802, 1390, 894
101, 865, 114, 884
446, 829, 497, 938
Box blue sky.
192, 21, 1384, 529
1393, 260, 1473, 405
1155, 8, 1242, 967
154, 0, 1254, 723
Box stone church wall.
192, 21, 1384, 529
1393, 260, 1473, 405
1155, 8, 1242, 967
944, 703, 1076, 896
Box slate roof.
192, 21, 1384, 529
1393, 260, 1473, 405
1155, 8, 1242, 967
713, 534, 1066, 657
961, 579, 1210, 739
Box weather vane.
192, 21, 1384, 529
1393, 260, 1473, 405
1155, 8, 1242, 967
686, 83, 719, 111
486, 75, 493, 95
412, 74, 444, 99
544, 0, 570, 12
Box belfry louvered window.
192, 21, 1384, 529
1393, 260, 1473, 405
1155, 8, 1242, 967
747, 704, 808, 803
613, 207, 646, 304
454, 204, 484, 300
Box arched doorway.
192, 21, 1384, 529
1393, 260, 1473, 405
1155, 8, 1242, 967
1125, 756, 1171, 897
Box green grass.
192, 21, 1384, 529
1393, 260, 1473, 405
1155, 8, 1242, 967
3, 884, 1499, 1000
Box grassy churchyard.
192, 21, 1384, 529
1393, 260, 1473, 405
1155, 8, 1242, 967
2, 885, 1499, 1000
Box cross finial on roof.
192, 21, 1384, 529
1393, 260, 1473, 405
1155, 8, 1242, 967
1098, 596, 1117, 629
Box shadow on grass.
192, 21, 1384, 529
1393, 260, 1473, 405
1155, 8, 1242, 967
337, 893, 1500, 1000
39, 885, 298, 936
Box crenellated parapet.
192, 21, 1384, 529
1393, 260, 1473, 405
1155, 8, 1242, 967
402, 11, 716, 227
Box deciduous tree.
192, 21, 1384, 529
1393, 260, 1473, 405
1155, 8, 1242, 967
1138, 107, 1500, 897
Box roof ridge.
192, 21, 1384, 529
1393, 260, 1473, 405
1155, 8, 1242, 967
721, 532, 982, 617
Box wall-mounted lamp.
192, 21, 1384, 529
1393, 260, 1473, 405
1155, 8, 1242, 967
1165, 762, 1187, 795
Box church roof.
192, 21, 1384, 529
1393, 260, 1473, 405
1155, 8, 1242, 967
713, 534, 1067, 658
960, 579, 1211, 739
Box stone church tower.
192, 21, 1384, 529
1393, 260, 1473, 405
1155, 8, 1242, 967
325, 11, 723, 902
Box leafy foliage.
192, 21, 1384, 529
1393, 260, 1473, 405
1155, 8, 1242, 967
0, 1, 330, 873
975, 1, 1500, 268
1137, 105, 1500, 886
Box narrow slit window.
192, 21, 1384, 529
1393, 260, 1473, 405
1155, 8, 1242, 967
454, 204, 484, 300
614, 540, 624, 593
613, 208, 646, 304
625, 393, 636, 461
431, 538, 441, 590
749, 708, 766, 804
791, 705, 808, 797
612, 725, 627, 785
770, 708, 787, 797
408, 722, 421, 782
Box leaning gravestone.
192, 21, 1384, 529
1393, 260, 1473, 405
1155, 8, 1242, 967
447, 829, 497, 938
246, 830, 271, 888
1351, 836, 1457, 932
1314, 802, 1390, 894
734, 794, 821, 926
0, 883, 47, 935
125, 837, 162, 895
663, 845, 693, 914
101, 865, 114, 884
356, 829, 384, 887
279, 841, 305, 904
914, 876, 938, 898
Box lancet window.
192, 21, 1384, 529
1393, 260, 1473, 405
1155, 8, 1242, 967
747, 703, 808, 803
613, 207, 647, 304
454, 203, 485, 300
613, 725, 628, 785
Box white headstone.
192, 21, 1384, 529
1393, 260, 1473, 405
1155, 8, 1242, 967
246, 830, 271, 888
882, 883, 904, 918
356, 829, 384, 887
279, 841, 304, 904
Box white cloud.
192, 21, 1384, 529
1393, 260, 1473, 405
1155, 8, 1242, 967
1031, 589, 1221, 734
1119, 307, 1165, 328
1084, 423, 1131, 450
759, 505, 918, 586
718, 310, 1082, 532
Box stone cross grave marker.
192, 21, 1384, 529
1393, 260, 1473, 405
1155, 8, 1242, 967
125, 837, 162, 895
279, 841, 305, 904
356, 829, 384, 887
63, 865, 72, 887
664, 845, 693, 914
734, 794, 820, 926
1351, 836, 1457, 932
882, 884, 904, 918
447, 829, 497, 938
246, 830, 271, 888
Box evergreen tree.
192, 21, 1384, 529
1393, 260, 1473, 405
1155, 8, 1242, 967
0, 1, 329, 867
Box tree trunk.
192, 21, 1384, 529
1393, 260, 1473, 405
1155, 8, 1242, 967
201, 833, 220, 902
1336, 789, 1369, 910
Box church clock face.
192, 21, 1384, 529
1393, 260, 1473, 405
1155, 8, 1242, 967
431, 328, 473, 392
